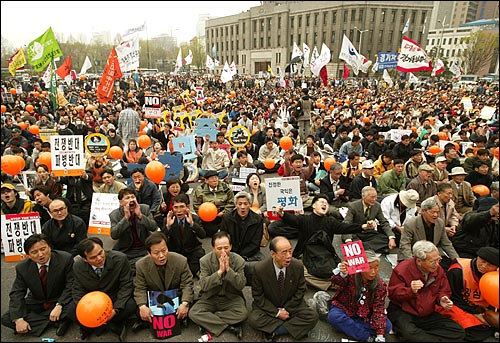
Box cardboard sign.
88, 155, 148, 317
148, 289, 181, 339
144, 95, 162, 118
194, 118, 218, 141
265, 176, 302, 219
1, 213, 42, 262
227, 125, 251, 148
341, 240, 369, 274
88, 193, 120, 235
50, 135, 85, 176
84, 133, 110, 157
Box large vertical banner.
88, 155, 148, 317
1, 213, 42, 262
50, 135, 84, 176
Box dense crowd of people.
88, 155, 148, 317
1, 72, 498, 342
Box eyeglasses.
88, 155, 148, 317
427, 257, 442, 265
50, 207, 67, 214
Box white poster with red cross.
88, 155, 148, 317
341, 240, 369, 274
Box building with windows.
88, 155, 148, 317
205, 1, 433, 77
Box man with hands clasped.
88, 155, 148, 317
387, 240, 466, 341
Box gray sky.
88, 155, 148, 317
1, 1, 261, 47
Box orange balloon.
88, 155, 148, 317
230, 90, 236, 97
379, 102, 385, 108
33, 91, 40, 97
29, 125, 40, 135
140, 120, 148, 131
26, 104, 34, 113
198, 202, 218, 222
472, 184, 490, 197
206, 97, 213, 104
190, 90, 196, 97
441, 94, 448, 100
42, 91, 48, 96
128, 93, 134, 98
9, 88, 16, 95
428, 146, 442, 155
1, 105, 6, 113
479, 271, 499, 308
279, 136, 293, 151
137, 135, 151, 149
109, 146, 123, 159
138, 130, 147, 136
324, 157, 336, 171
437, 132, 449, 140
263, 158, 276, 169
344, 99, 351, 105
76, 291, 113, 328
38, 152, 52, 171
494, 147, 499, 160
362, 117, 371, 123
145, 161, 165, 184
79, 92, 85, 97
80, 75, 86, 80
1, 155, 23, 175
18, 122, 28, 130
329, 105, 335, 111
428, 117, 435, 125
39, 94, 45, 99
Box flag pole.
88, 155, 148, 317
145, 22, 151, 69
49, 56, 58, 115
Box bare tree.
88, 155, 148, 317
458, 31, 499, 75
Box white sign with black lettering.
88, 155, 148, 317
144, 95, 162, 118
50, 135, 84, 176
1, 213, 42, 262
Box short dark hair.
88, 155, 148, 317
118, 188, 136, 200
473, 160, 489, 169
100, 169, 114, 177
312, 193, 330, 206
351, 136, 361, 143
130, 167, 145, 176
31, 185, 51, 197
172, 193, 190, 205
211, 231, 231, 247
145, 231, 167, 252
437, 182, 453, 193
77, 237, 103, 259
24, 233, 50, 254
393, 158, 405, 166
236, 150, 248, 158
291, 154, 304, 163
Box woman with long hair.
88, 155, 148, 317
243, 172, 270, 246
120, 139, 146, 178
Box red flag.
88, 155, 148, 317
97, 48, 122, 104
56, 56, 72, 80
343, 63, 350, 79
319, 65, 328, 86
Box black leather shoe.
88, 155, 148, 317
79, 327, 92, 341
118, 324, 127, 342
108, 322, 126, 342
181, 318, 189, 328
94, 324, 107, 337
131, 320, 149, 332
264, 331, 277, 342
56, 320, 71, 336
228, 325, 243, 340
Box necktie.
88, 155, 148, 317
39, 265, 48, 294
95, 267, 103, 278
179, 220, 185, 242
364, 206, 371, 220
278, 270, 285, 301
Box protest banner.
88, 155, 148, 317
341, 240, 369, 274
1, 213, 41, 262
265, 176, 302, 220
88, 193, 120, 235
50, 135, 84, 176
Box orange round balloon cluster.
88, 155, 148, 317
76, 291, 113, 328
479, 271, 499, 308
1, 155, 25, 175
145, 161, 165, 184
324, 157, 336, 171
109, 146, 123, 159
263, 158, 275, 169
279, 136, 293, 151
472, 184, 490, 197
37, 152, 52, 171
138, 135, 151, 149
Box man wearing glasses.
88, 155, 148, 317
387, 240, 465, 342
398, 197, 459, 270
42, 198, 87, 257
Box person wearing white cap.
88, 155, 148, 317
449, 167, 476, 216
432, 155, 449, 185
406, 164, 438, 208
381, 189, 419, 246
350, 159, 377, 201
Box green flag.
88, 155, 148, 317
27, 27, 63, 72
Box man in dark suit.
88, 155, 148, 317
162, 194, 206, 277
66, 237, 136, 341
319, 162, 352, 209
133, 231, 194, 332
1, 234, 74, 337
342, 186, 396, 255
248, 236, 318, 340
109, 188, 158, 275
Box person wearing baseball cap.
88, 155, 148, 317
432, 155, 449, 184
1, 183, 34, 215
407, 163, 438, 208
449, 167, 476, 216
444, 247, 499, 341
350, 159, 378, 200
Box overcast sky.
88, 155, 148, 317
1, 1, 261, 47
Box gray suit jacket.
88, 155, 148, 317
197, 251, 246, 300
344, 199, 393, 240
72, 250, 133, 311
134, 252, 194, 307
399, 215, 459, 261
109, 204, 158, 253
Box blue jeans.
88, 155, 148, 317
327, 305, 392, 341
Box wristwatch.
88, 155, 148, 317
181, 301, 190, 308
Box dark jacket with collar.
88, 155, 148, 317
220, 209, 263, 260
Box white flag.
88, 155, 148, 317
206, 55, 215, 70
359, 56, 373, 74
302, 43, 311, 68
408, 72, 419, 83
41, 62, 53, 87
123, 22, 146, 38
278, 66, 285, 87
431, 59, 445, 77
291, 42, 303, 61
383, 69, 393, 87
214, 59, 220, 67
402, 17, 411, 35
310, 43, 331, 76
220, 61, 233, 83
310, 46, 319, 68
79, 56, 92, 75
371, 61, 379, 73
449, 60, 461, 78
396, 36, 432, 72
174, 48, 183, 74
339, 34, 363, 75
116, 33, 140, 72
229, 61, 237, 76
184, 49, 193, 65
